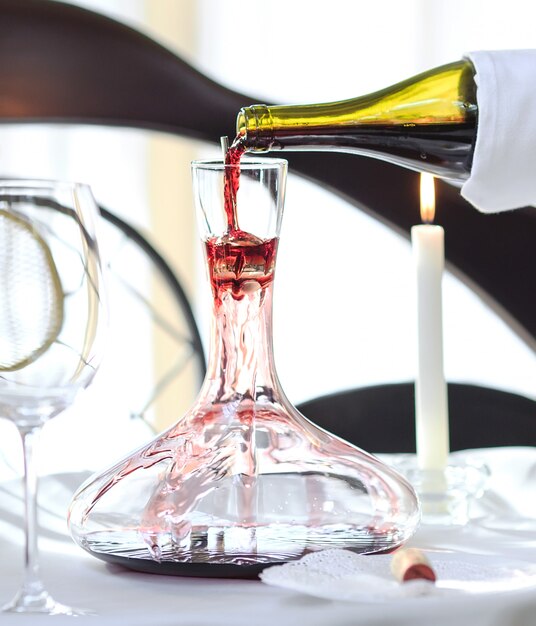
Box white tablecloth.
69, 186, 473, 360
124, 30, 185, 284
0, 447, 535, 626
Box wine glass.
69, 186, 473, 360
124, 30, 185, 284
0, 180, 106, 615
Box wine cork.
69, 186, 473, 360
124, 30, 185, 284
391, 548, 436, 583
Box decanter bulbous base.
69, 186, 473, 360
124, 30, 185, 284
69, 397, 420, 577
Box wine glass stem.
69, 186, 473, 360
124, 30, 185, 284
19, 426, 45, 597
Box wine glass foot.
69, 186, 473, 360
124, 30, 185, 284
2, 587, 94, 616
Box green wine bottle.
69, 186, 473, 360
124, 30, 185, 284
236, 61, 477, 182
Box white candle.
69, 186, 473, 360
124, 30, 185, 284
412, 174, 449, 471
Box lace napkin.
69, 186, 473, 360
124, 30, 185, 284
461, 49, 536, 213
260, 549, 536, 603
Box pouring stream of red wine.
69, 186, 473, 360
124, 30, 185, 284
223, 136, 246, 233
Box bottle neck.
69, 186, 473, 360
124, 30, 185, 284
237, 105, 274, 152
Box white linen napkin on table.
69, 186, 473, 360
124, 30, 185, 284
461, 49, 536, 213
260, 549, 536, 603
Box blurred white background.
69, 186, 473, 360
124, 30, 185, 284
0, 0, 534, 475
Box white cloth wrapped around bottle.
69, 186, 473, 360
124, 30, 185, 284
462, 50, 536, 213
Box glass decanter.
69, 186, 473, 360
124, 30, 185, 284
69, 158, 420, 577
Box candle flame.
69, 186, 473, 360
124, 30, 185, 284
420, 173, 435, 223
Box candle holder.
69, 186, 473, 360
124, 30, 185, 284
392, 455, 490, 526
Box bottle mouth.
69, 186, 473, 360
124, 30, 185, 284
236, 105, 273, 152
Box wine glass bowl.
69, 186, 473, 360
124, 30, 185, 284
0, 180, 105, 615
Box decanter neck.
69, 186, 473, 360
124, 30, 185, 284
205, 281, 278, 401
